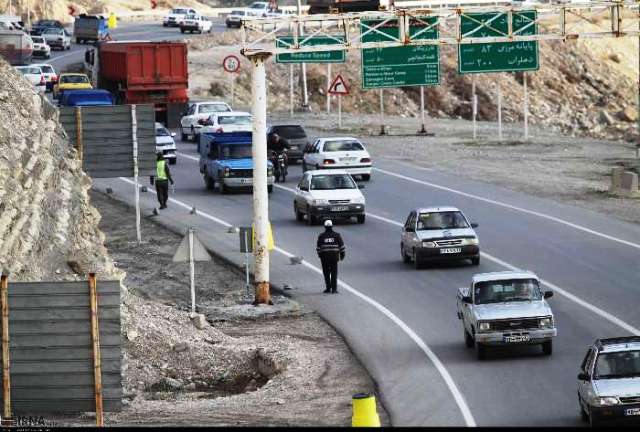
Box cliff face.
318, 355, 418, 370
0, 58, 120, 281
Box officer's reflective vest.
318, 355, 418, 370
156, 160, 167, 180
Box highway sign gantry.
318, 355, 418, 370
276, 35, 346, 63
361, 16, 440, 89
458, 10, 539, 74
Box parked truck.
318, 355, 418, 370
199, 131, 274, 194
74, 14, 110, 44
0, 30, 33, 65
84, 41, 189, 125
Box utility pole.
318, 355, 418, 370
27, 0, 31, 30
296, 0, 309, 111
248, 52, 272, 305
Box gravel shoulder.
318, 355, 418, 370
48, 190, 388, 426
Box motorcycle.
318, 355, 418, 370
270, 150, 288, 183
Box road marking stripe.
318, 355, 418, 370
273, 183, 640, 335
118, 175, 476, 427
374, 167, 640, 251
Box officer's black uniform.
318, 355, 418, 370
267, 133, 290, 153
316, 223, 345, 294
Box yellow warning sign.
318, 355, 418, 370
252, 222, 275, 251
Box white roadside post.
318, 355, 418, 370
524, 72, 529, 140
497, 75, 503, 141
172, 228, 211, 317
379, 89, 385, 135
131, 105, 141, 245
472, 76, 477, 140
326, 64, 331, 113
418, 86, 427, 134
249, 52, 272, 305
188, 228, 195, 317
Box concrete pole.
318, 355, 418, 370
188, 228, 195, 318
249, 53, 272, 305
289, 63, 294, 117
326, 63, 331, 113
524, 72, 529, 140
637, 30, 640, 158
27, 0, 31, 30
497, 76, 503, 141
297, 0, 309, 110
472, 76, 477, 140
418, 86, 427, 134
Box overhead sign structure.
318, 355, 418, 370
276, 35, 346, 63
328, 74, 349, 95
458, 10, 539, 74
223, 54, 241, 73
361, 16, 440, 89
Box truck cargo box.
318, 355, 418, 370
74, 14, 110, 43
0, 30, 33, 65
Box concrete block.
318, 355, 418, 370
191, 313, 209, 330
621, 171, 638, 193
610, 167, 624, 192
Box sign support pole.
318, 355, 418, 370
188, 228, 195, 318
326, 63, 331, 114
1, 274, 12, 424
524, 72, 529, 140
497, 76, 503, 141
131, 105, 141, 245
249, 53, 272, 306
230, 74, 235, 107
379, 89, 385, 135
244, 230, 251, 297
472, 76, 477, 140
289, 63, 294, 117
419, 86, 427, 134
297, 0, 309, 111
338, 95, 342, 129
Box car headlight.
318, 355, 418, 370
352, 196, 365, 204
539, 317, 553, 328
594, 397, 620, 406
313, 199, 329, 206
422, 241, 436, 248
462, 237, 479, 246
478, 322, 490, 332
223, 167, 230, 177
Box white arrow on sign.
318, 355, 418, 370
328, 74, 349, 95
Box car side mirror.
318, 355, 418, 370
577, 372, 589, 381
462, 296, 472, 304
357, 183, 365, 189
470, 222, 479, 228
544, 291, 554, 299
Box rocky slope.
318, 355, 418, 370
0, 58, 119, 281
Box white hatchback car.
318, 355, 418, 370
302, 137, 373, 181
31, 36, 51, 58
179, 14, 213, 33
14, 66, 46, 93
155, 122, 177, 165
180, 101, 232, 141
294, 170, 366, 225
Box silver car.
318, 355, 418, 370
401, 207, 479, 269
578, 337, 640, 427
41, 27, 70, 50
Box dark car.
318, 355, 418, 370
31, 20, 65, 36
266, 124, 309, 164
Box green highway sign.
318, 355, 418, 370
276, 35, 346, 63
360, 17, 440, 89
458, 10, 539, 74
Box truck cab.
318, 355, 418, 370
59, 89, 114, 106
74, 14, 110, 44
456, 271, 556, 359
199, 131, 274, 194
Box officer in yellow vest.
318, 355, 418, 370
151, 152, 174, 209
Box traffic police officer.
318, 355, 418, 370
316, 219, 345, 294
151, 152, 174, 209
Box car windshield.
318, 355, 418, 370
323, 140, 364, 152
474, 279, 542, 304
38, 65, 54, 73
32, 37, 44, 43
250, 3, 266, 9
185, 14, 198, 19
220, 144, 252, 159
43, 28, 61, 34
417, 211, 469, 230
18, 67, 41, 75
156, 126, 170, 137
219, 115, 251, 125
172, 8, 189, 14
199, 103, 230, 114
61, 75, 89, 84
310, 174, 356, 190
231, 10, 246, 15
273, 125, 306, 139
594, 350, 640, 379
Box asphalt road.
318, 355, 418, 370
49, 19, 640, 427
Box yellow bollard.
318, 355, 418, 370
352, 393, 380, 427
108, 13, 117, 29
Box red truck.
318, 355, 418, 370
84, 41, 188, 125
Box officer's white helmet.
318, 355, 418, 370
324, 219, 333, 227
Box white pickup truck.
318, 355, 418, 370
456, 271, 557, 360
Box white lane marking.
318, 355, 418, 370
374, 167, 640, 251
273, 183, 640, 335
50, 50, 81, 64
118, 175, 476, 427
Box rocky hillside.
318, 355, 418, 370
0, 58, 120, 281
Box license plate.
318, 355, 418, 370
331, 206, 349, 212
503, 334, 530, 343
240, 178, 252, 184
340, 157, 357, 162
440, 247, 462, 254
625, 408, 640, 416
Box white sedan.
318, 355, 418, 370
180, 101, 232, 142
31, 63, 57, 92
200, 111, 252, 134
302, 137, 373, 181
179, 14, 213, 34
14, 66, 46, 93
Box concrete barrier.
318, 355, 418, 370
611, 169, 639, 197
610, 166, 624, 192
621, 171, 639, 194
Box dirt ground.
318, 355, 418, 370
47, 190, 388, 427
